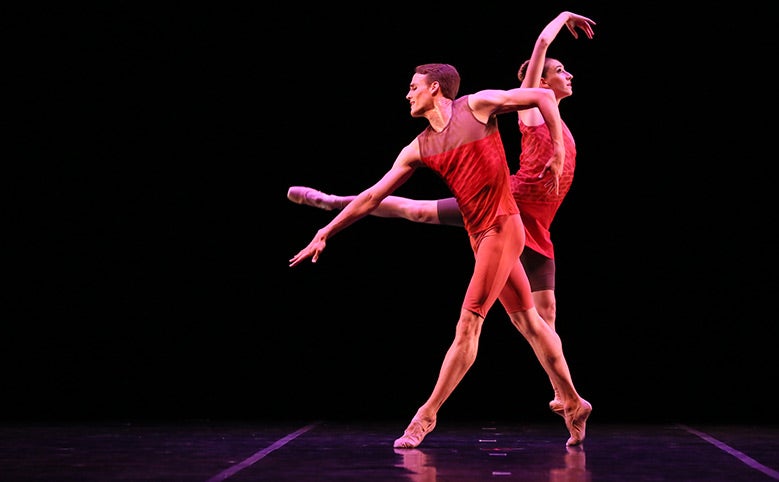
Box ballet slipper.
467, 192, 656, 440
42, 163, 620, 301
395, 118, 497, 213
393, 415, 437, 449
287, 186, 335, 211
564, 399, 592, 446
549, 399, 565, 417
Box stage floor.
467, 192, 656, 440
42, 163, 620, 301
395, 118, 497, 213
1, 419, 778, 481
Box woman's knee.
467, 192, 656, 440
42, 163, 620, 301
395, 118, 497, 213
532, 291, 556, 326
510, 309, 548, 337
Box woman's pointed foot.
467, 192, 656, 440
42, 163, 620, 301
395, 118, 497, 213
549, 398, 565, 417
287, 186, 335, 211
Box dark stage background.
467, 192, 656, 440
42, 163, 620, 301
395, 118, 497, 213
8, 3, 776, 425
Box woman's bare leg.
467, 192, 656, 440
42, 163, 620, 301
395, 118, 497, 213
532, 289, 564, 415
288, 186, 443, 223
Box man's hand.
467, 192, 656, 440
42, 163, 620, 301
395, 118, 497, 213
539, 152, 564, 195
289, 233, 327, 267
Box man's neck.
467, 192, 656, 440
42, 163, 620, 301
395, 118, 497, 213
426, 98, 453, 132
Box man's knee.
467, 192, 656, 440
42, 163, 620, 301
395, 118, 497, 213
456, 309, 484, 337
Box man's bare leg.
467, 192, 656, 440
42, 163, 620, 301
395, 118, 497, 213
509, 307, 591, 446
394, 309, 483, 448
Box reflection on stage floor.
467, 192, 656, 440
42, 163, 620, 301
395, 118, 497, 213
1, 420, 778, 481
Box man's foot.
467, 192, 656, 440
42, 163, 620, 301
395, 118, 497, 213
564, 399, 592, 446
393, 415, 437, 449
287, 186, 336, 211
549, 399, 565, 417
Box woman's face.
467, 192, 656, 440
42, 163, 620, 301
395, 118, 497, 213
542, 60, 573, 100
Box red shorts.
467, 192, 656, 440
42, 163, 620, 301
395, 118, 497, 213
463, 214, 534, 318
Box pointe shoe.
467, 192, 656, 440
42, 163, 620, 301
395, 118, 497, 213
393, 416, 437, 449
549, 399, 565, 417
564, 399, 592, 446
287, 186, 335, 211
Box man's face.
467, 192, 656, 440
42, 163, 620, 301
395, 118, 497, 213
406, 73, 433, 118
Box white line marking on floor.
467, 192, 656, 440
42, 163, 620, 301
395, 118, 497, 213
205, 422, 319, 481
679, 424, 779, 480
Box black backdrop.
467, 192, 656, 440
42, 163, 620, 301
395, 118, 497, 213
8, 2, 777, 425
